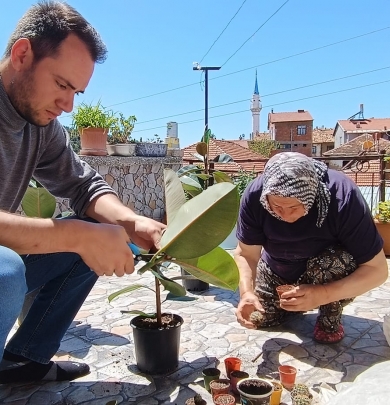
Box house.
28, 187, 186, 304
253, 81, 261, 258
323, 134, 390, 211
182, 139, 267, 175
332, 116, 390, 167
267, 110, 313, 156
312, 127, 334, 157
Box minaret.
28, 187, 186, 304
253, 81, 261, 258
250, 70, 261, 139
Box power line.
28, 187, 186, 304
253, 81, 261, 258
220, 0, 291, 68
59, 25, 390, 120
134, 66, 390, 125
131, 79, 390, 133
199, 0, 248, 64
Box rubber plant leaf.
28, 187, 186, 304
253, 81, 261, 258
212, 153, 234, 163
178, 247, 239, 291
22, 187, 56, 218
150, 269, 186, 297
196, 142, 208, 157
164, 168, 187, 224
159, 175, 239, 259
202, 128, 212, 144
108, 284, 150, 303
213, 171, 234, 184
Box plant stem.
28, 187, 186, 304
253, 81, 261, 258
155, 276, 162, 327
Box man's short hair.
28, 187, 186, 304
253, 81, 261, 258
3, 0, 107, 64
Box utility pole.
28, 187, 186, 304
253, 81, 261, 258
193, 63, 221, 132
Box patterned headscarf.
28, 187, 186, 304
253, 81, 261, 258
260, 152, 331, 227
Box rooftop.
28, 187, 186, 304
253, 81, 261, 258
2, 259, 390, 404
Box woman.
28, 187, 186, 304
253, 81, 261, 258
234, 152, 388, 343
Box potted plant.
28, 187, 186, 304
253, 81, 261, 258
373, 200, 390, 255
108, 168, 240, 374
135, 134, 168, 157
177, 128, 235, 290
236, 378, 274, 404
106, 113, 137, 156
72, 101, 116, 156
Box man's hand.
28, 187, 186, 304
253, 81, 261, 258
73, 221, 135, 277
236, 291, 264, 329
122, 215, 166, 252
279, 284, 328, 312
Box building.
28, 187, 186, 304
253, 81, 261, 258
267, 110, 313, 156
250, 70, 262, 139
312, 127, 334, 157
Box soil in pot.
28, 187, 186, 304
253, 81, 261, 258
239, 379, 273, 395
131, 313, 181, 329
209, 379, 231, 398
213, 393, 235, 405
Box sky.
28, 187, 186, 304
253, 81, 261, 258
1, 0, 390, 148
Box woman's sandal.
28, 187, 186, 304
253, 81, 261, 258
313, 318, 344, 344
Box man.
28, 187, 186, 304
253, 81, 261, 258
235, 152, 388, 343
0, 1, 165, 383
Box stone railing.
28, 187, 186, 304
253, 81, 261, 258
48, 155, 183, 222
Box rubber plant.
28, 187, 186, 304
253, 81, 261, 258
178, 128, 234, 198
108, 168, 240, 328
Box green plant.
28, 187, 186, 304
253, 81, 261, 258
107, 113, 137, 144
71, 101, 116, 131
178, 128, 234, 198
141, 134, 164, 143
22, 179, 56, 218
375, 200, 390, 223
233, 169, 257, 198
108, 168, 240, 327
248, 139, 280, 157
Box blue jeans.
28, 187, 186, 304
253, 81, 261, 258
0, 244, 98, 363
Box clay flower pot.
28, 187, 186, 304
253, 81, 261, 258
278, 365, 297, 390
213, 393, 236, 405
209, 379, 231, 398
237, 378, 274, 405
230, 370, 249, 395
202, 367, 221, 392
276, 284, 295, 298
224, 356, 241, 378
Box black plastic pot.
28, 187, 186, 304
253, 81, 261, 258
130, 313, 183, 374
181, 268, 209, 292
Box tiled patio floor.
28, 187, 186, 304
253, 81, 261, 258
1, 259, 390, 404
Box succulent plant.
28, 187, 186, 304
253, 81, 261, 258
291, 383, 311, 398
249, 310, 264, 327
292, 394, 312, 405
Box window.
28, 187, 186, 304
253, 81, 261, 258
326, 145, 333, 151
278, 144, 291, 149
297, 125, 306, 135
312, 146, 316, 154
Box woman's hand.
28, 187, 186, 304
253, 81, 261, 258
236, 291, 264, 329
279, 284, 328, 312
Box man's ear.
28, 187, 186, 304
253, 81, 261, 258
10, 38, 34, 72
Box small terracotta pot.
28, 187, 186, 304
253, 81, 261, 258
213, 393, 236, 405
276, 284, 294, 298
278, 365, 297, 390
270, 381, 283, 405
224, 356, 241, 378
230, 370, 249, 395
209, 378, 231, 398
202, 367, 221, 392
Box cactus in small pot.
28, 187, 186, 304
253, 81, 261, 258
291, 393, 312, 405
291, 383, 310, 398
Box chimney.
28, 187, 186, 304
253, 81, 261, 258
360, 103, 364, 114
298, 109, 304, 113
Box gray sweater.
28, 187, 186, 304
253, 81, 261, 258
0, 78, 116, 217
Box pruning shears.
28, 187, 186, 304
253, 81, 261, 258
128, 243, 154, 264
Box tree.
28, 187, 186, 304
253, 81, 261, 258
248, 139, 280, 158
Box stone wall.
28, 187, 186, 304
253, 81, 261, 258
36, 155, 182, 222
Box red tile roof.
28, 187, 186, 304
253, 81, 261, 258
268, 110, 313, 123
182, 139, 267, 175
337, 118, 390, 132
312, 128, 334, 143
323, 134, 390, 156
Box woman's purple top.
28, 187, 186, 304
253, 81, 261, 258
237, 169, 383, 282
